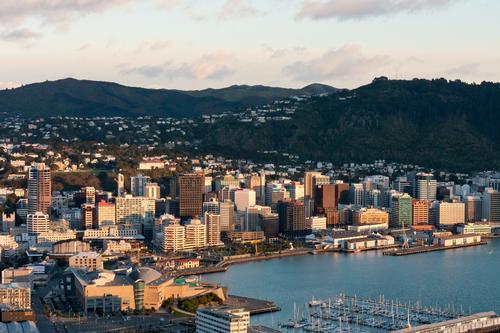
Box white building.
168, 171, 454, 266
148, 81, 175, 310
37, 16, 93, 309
196, 308, 250, 333
306, 216, 327, 230
234, 189, 256, 212
437, 201, 465, 226
27, 211, 50, 235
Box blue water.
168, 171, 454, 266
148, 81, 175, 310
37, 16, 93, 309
204, 240, 500, 328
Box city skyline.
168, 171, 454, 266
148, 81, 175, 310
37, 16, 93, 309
1, 0, 500, 90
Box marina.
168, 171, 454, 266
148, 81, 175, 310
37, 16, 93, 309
279, 294, 468, 332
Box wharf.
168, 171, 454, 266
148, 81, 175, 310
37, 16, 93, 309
383, 241, 487, 256
175, 266, 228, 278
226, 295, 281, 315
217, 248, 309, 267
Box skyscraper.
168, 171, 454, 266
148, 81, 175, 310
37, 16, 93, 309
277, 200, 306, 236
130, 174, 148, 197
390, 194, 412, 228
414, 173, 437, 201
116, 173, 125, 197
304, 171, 322, 200
412, 199, 429, 225
81, 186, 96, 205
204, 212, 223, 247
27, 163, 51, 215
145, 182, 161, 199
482, 188, 500, 222
219, 201, 234, 232
179, 173, 205, 218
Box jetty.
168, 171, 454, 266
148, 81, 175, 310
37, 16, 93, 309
382, 241, 487, 256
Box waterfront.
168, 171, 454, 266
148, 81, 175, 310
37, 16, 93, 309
204, 240, 500, 329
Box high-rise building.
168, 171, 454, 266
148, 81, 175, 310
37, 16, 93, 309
314, 184, 335, 215
304, 171, 322, 200
414, 173, 437, 201
196, 308, 250, 333
81, 203, 95, 230
145, 182, 161, 199
234, 189, 256, 212
184, 219, 206, 250
350, 183, 365, 206
245, 173, 266, 205
203, 199, 220, 215
483, 189, 500, 222
277, 200, 306, 236
245, 205, 271, 231
437, 201, 465, 226
204, 212, 223, 247
96, 200, 116, 228
27, 163, 51, 215
287, 182, 305, 201
161, 221, 185, 252
116, 173, 125, 197
27, 211, 49, 235
130, 174, 148, 197
353, 208, 389, 225
179, 174, 205, 218
465, 195, 482, 222
219, 201, 234, 232
115, 195, 155, 233
81, 187, 96, 205
390, 194, 412, 228
335, 182, 350, 206
412, 199, 430, 225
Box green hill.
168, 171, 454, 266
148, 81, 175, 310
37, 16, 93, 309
0, 78, 337, 118
195, 78, 500, 171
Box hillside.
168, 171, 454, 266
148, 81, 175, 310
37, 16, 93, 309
0, 78, 337, 118
195, 78, 500, 171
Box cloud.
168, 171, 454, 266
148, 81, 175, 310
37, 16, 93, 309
218, 0, 260, 20
0, 28, 40, 41
0, 0, 133, 30
297, 0, 461, 20
123, 53, 236, 80
0, 81, 22, 90
445, 63, 479, 76
283, 44, 390, 82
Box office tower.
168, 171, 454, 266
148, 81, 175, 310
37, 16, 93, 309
234, 189, 256, 212
16, 198, 28, 222
287, 182, 305, 201
116, 173, 125, 197
304, 171, 322, 200
27, 162, 51, 215
415, 173, 437, 201
219, 186, 238, 202
465, 195, 482, 222
390, 193, 412, 228
350, 183, 365, 206
130, 174, 148, 197
412, 199, 430, 225
219, 201, 234, 232
161, 222, 185, 252
166, 176, 178, 199
115, 195, 155, 232
204, 212, 223, 246
179, 174, 205, 218
483, 188, 500, 222
259, 212, 279, 238
81, 187, 96, 205
1, 212, 15, 233
96, 200, 116, 228
196, 308, 250, 333
184, 219, 206, 250
314, 184, 335, 215
277, 200, 306, 236
366, 189, 382, 208
80, 203, 95, 229
437, 201, 465, 226
335, 182, 350, 206
203, 199, 220, 215
244, 205, 271, 231
145, 182, 161, 199
393, 176, 412, 194
204, 176, 213, 194
27, 211, 49, 235
245, 173, 266, 204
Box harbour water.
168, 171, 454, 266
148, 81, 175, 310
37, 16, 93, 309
204, 240, 500, 329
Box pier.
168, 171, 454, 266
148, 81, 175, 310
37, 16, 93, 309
226, 295, 281, 315
382, 241, 487, 256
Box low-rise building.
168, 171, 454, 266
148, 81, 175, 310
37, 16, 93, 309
69, 252, 103, 271
0, 283, 31, 310
196, 307, 250, 333
433, 234, 482, 247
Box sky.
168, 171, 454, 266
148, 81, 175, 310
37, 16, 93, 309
1, 0, 499, 90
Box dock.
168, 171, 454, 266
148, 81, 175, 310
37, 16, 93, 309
226, 295, 281, 315
382, 241, 487, 256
